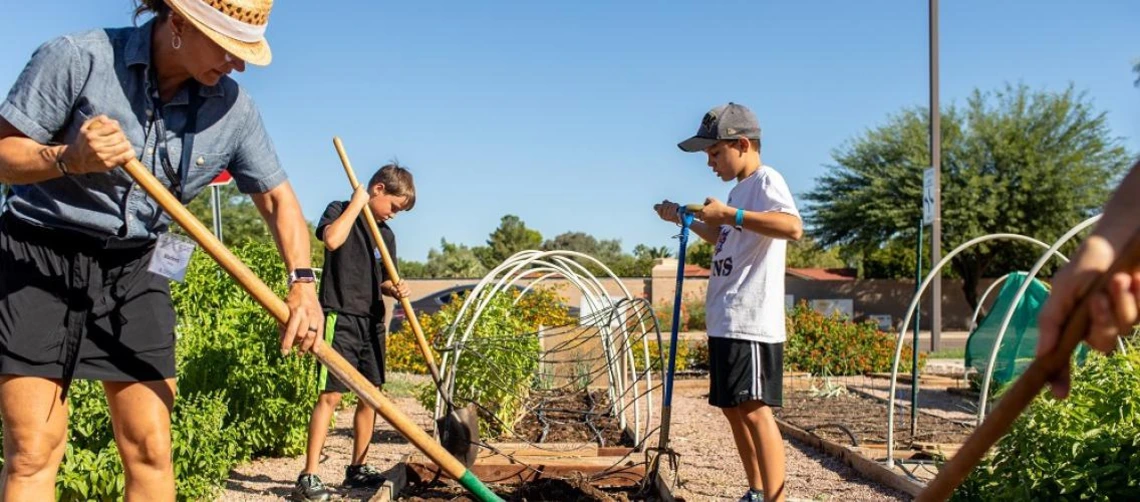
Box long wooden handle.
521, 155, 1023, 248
331, 137, 442, 386
919, 230, 1140, 500
117, 157, 470, 481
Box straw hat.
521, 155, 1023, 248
166, 0, 274, 66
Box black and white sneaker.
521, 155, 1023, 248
738, 489, 763, 502
292, 473, 332, 502
343, 464, 386, 489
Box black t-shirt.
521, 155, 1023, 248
316, 200, 396, 320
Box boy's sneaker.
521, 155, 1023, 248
293, 473, 331, 502
343, 464, 386, 488
738, 489, 763, 502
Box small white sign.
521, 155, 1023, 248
868, 314, 893, 331
923, 168, 935, 226
810, 299, 854, 319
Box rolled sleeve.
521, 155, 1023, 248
228, 92, 287, 194
0, 37, 87, 144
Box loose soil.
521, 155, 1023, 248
775, 389, 974, 447
509, 389, 632, 447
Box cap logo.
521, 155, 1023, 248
701, 112, 717, 130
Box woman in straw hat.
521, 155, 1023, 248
0, 0, 320, 499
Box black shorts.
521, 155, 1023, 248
319, 311, 385, 393
0, 213, 176, 394
707, 337, 783, 408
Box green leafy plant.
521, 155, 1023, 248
173, 241, 320, 459
409, 288, 569, 435
954, 350, 1140, 500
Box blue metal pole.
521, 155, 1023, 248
658, 207, 695, 454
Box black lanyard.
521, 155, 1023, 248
148, 73, 201, 203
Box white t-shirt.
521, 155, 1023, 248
705, 166, 800, 343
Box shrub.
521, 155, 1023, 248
653, 294, 707, 333
632, 338, 693, 372
409, 288, 571, 434
785, 302, 925, 375
389, 287, 574, 375
173, 241, 320, 459
684, 296, 707, 331
954, 350, 1140, 500
22, 377, 239, 501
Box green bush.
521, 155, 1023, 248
413, 289, 555, 435
954, 350, 1140, 500
631, 339, 700, 373
785, 302, 925, 375
174, 241, 320, 459
54, 380, 123, 502
40, 380, 239, 501
170, 392, 242, 501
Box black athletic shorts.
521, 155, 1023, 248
707, 337, 784, 408
0, 212, 176, 397
318, 311, 385, 393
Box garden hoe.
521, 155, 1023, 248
102, 124, 502, 501
643, 202, 703, 493
919, 229, 1140, 501
333, 137, 480, 468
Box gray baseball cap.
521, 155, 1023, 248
677, 102, 761, 152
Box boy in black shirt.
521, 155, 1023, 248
294, 164, 416, 501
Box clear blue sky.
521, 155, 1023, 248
2, 1, 1137, 262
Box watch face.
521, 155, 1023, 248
292, 269, 316, 281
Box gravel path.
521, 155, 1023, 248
219, 395, 434, 502
664, 385, 909, 502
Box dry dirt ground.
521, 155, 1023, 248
219, 376, 908, 501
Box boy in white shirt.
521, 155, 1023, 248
655, 102, 803, 502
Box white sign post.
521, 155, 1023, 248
923, 167, 935, 226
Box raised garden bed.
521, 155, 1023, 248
509, 389, 633, 447
775, 390, 974, 449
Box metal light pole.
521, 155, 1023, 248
207, 169, 233, 242
210, 184, 223, 242
929, 0, 943, 352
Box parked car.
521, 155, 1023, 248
388, 284, 579, 334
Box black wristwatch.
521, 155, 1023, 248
287, 268, 317, 287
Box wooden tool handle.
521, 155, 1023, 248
332, 137, 442, 385
919, 230, 1140, 500
116, 157, 469, 480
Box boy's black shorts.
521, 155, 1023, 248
319, 311, 386, 393
707, 337, 783, 409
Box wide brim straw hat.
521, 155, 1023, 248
165, 0, 274, 66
